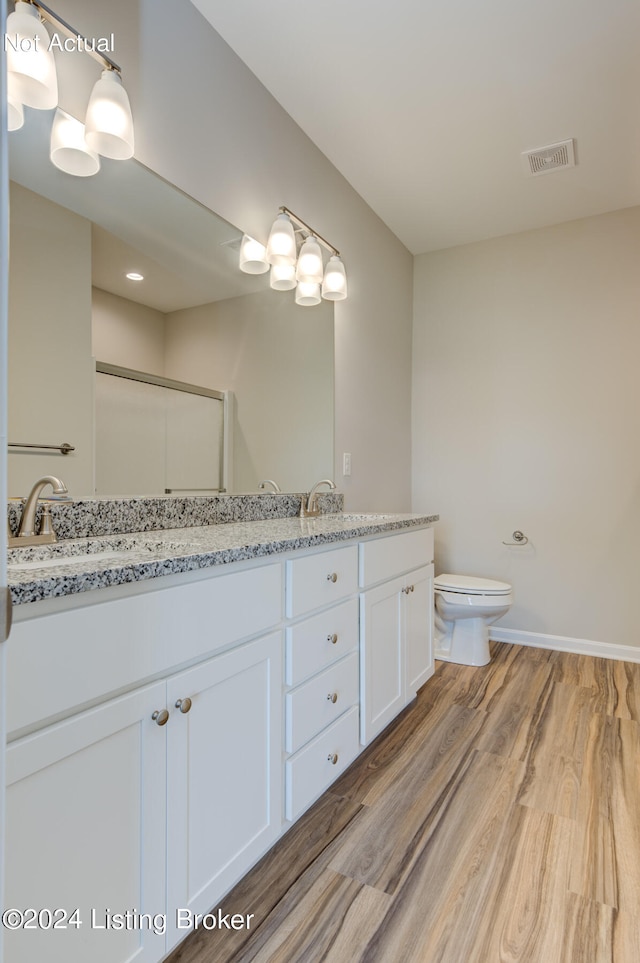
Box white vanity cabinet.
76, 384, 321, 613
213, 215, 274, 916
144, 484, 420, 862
283, 545, 361, 821
359, 528, 435, 745
3, 519, 436, 962
4, 562, 283, 963
165, 632, 281, 951
5, 682, 167, 963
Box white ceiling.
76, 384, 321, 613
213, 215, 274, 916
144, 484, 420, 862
191, 0, 640, 254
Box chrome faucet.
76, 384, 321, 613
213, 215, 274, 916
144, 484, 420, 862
300, 479, 336, 518
13, 475, 69, 544
258, 479, 281, 493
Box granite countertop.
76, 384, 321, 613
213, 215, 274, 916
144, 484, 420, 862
7, 512, 438, 606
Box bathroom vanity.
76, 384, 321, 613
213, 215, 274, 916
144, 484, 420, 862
4, 501, 437, 962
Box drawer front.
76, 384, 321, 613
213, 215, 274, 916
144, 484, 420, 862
359, 528, 434, 588
286, 544, 358, 618
285, 651, 359, 754
7, 562, 282, 737
285, 598, 358, 686
285, 706, 360, 821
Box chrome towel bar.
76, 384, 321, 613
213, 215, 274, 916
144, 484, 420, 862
8, 442, 75, 455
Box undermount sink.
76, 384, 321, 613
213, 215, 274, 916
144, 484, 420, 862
7, 535, 173, 573
340, 513, 397, 522
8, 550, 124, 572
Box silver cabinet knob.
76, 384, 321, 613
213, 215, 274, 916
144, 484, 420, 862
327, 633, 338, 645
327, 692, 338, 704
152, 709, 169, 726
327, 753, 339, 765
175, 697, 192, 714
402, 585, 415, 594
327, 572, 338, 583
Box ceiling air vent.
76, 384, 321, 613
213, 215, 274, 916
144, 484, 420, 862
521, 139, 576, 176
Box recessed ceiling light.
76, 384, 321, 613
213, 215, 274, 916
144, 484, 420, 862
126, 271, 144, 281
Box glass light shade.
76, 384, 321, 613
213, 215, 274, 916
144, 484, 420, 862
85, 70, 134, 160
6, 1, 58, 110
296, 235, 323, 283
295, 279, 321, 306
239, 234, 269, 274
270, 263, 296, 291
7, 74, 24, 131
321, 255, 348, 301
266, 213, 296, 266
50, 109, 100, 177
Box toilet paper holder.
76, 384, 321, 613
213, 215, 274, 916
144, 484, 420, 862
502, 530, 529, 546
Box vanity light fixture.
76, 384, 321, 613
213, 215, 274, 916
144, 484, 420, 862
296, 235, 323, 284
265, 212, 297, 267
238, 234, 270, 275
242, 206, 348, 305
5, 0, 135, 170
5, 1, 58, 110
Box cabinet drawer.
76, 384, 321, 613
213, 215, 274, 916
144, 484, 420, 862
359, 528, 434, 588
285, 706, 360, 821
7, 562, 282, 737
286, 544, 358, 618
285, 651, 359, 754
285, 598, 358, 686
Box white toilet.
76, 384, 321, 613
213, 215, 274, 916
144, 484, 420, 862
433, 574, 513, 666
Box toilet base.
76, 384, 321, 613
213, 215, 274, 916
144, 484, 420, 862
434, 616, 491, 667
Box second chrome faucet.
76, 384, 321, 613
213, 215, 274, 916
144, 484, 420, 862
299, 479, 336, 518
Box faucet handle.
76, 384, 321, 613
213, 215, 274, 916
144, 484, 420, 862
39, 504, 56, 537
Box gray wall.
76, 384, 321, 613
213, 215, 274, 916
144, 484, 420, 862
413, 206, 640, 650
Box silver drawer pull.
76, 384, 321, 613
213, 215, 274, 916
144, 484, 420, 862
327, 572, 338, 583
327, 692, 338, 704
327, 633, 338, 645
152, 709, 169, 726
327, 753, 339, 765
175, 697, 192, 714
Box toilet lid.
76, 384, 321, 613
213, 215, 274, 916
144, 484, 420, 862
434, 574, 511, 595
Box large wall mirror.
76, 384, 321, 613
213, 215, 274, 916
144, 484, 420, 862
7, 110, 334, 498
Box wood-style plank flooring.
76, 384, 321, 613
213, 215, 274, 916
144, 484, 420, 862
166, 643, 640, 962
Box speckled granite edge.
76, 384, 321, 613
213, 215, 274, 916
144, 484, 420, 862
7, 491, 344, 539
8, 513, 439, 606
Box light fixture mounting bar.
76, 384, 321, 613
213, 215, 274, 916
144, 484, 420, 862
30, 0, 121, 74
280, 206, 340, 257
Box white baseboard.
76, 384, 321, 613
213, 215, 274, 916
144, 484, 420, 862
489, 627, 640, 664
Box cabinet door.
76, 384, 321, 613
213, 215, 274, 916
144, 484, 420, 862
405, 564, 435, 697
166, 632, 282, 950
4, 682, 167, 963
360, 575, 404, 745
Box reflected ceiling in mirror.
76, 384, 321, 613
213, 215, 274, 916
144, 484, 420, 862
7, 111, 334, 498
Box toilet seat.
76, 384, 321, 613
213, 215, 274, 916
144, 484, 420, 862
434, 574, 511, 596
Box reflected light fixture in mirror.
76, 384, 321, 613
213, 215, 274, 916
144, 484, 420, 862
7, 73, 25, 131
5, 0, 134, 172
50, 108, 100, 176
240, 206, 348, 305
